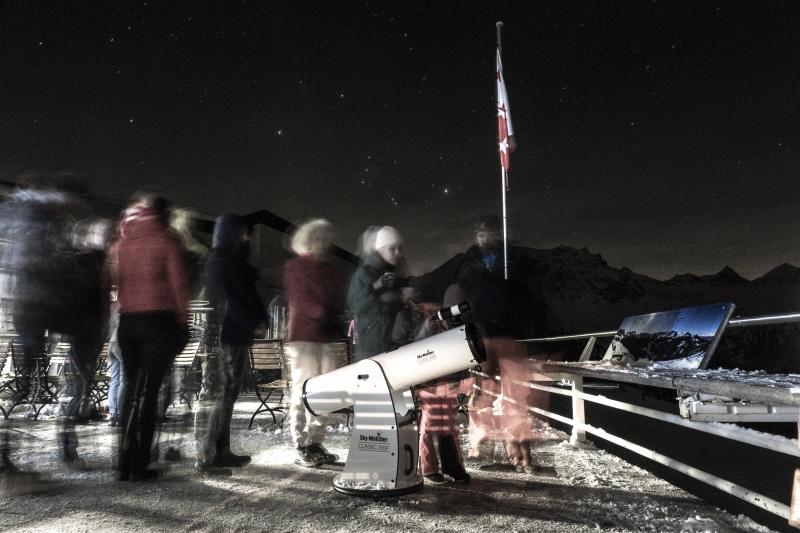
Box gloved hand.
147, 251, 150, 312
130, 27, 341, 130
372, 272, 396, 290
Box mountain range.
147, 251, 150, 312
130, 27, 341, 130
517, 245, 800, 334
500, 246, 800, 372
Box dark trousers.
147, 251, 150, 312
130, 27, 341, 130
15, 327, 100, 461
118, 312, 183, 475
194, 344, 249, 463
63, 334, 102, 419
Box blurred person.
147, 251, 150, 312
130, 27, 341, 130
155, 209, 208, 423
347, 226, 407, 362
410, 216, 541, 473
170, 207, 208, 298
460, 217, 539, 472
58, 218, 113, 463
194, 214, 266, 476
284, 219, 346, 467
0, 188, 108, 484
114, 191, 190, 481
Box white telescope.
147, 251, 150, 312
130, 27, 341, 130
302, 322, 486, 497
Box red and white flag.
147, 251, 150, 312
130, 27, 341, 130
496, 48, 516, 183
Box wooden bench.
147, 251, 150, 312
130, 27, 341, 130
248, 339, 286, 429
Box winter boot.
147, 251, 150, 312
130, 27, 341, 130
294, 446, 322, 468
214, 449, 251, 467
424, 473, 450, 485
58, 431, 85, 470
439, 435, 470, 483
306, 443, 338, 464
195, 460, 232, 477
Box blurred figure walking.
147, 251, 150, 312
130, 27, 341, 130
284, 219, 346, 467
0, 185, 108, 487
114, 191, 189, 481
194, 214, 265, 476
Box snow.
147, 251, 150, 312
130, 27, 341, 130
553, 358, 800, 390
0, 398, 774, 532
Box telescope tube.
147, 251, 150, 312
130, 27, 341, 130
303, 323, 485, 416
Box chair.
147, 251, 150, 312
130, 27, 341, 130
173, 340, 202, 408
5, 339, 56, 420
0, 342, 16, 419
248, 339, 286, 429
88, 343, 110, 411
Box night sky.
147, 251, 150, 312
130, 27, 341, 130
1, 2, 798, 280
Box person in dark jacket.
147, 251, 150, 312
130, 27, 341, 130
347, 226, 407, 362
460, 217, 538, 472
115, 191, 190, 481
195, 214, 266, 475
284, 219, 346, 467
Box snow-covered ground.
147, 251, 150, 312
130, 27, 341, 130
0, 398, 773, 532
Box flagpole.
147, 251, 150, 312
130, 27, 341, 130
497, 21, 509, 280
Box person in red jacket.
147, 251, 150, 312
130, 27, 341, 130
114, 191, 190, 481
283, 219, 346, 467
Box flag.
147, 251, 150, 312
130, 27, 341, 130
496, 48, 516, 182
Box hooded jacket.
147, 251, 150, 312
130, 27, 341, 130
116, 206, 190, 324
204, 214, 266, 345
346, 254, 404, 360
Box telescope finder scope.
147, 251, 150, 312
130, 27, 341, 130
436, 301, 470, 322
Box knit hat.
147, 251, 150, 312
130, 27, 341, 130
373, 226, 402, 250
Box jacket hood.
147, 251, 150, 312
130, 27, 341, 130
119, 206, 166, 239
212, 214, 248, 256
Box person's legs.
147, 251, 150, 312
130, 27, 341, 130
287, 342, 318, 449
118, 318, 145, 478
416, 387, 441, 476
135, 320, 179, 476
57, 334, 100, 466
107, 341, 124, 422
496, 337, 535, 469
467, 338, 500, 458
70, 334, 101, 418
214, 344, 250, 463
439, 434, 469, 481
306, 343, 335, 446
194, 348, 223, 465
431, 383, 468, 481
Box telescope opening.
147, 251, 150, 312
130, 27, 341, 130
465, 322, 487, 364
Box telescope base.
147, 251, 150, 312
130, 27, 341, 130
332, 479, 423, 498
